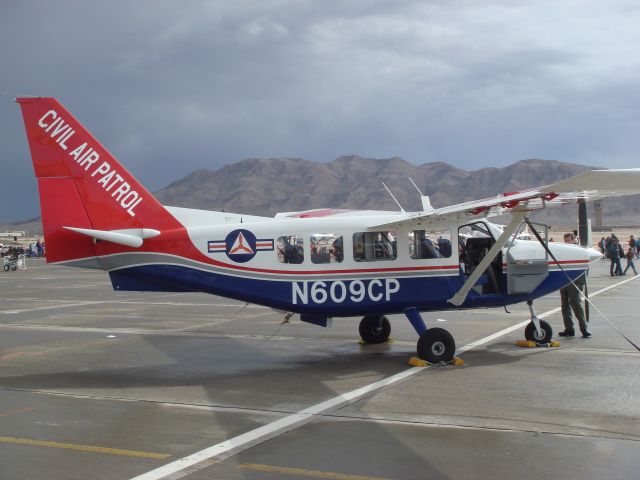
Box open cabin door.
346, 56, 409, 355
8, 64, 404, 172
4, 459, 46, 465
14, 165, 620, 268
505, 222, 549, 294
458, 221, 504, 295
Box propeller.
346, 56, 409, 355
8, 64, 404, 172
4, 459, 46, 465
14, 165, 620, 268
578, 199, 590, 322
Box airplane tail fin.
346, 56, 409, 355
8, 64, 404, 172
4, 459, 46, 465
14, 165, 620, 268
16, 97, 180, 264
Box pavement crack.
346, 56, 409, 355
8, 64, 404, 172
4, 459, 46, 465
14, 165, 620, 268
0, 386, 299, 417
318, 412, 640, 442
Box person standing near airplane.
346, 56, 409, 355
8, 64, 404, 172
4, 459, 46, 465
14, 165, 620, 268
558, 232, 591, 338
608, 236, 622, 276
623, 246, 638, 275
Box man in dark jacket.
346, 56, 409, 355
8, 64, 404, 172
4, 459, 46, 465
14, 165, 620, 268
608, 237, 623, 276
559, 233, 591, 338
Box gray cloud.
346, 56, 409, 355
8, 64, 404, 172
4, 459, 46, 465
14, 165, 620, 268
2, 0, 640, 221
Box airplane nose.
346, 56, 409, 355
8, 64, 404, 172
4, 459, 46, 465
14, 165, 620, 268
587, 247, 603, 263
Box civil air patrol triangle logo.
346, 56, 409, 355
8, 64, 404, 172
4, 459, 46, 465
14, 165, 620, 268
208, 229, 274, 263
229, 231, 254, 255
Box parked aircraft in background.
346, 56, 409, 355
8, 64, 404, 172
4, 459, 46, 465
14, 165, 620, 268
16, 97, 640, 362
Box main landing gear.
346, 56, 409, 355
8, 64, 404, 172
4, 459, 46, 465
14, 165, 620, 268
404, 307, 456, 364
359, 310, 456, 363
359, 315, 391, 344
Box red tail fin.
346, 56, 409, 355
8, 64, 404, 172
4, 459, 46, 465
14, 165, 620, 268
17, 97, 180, 263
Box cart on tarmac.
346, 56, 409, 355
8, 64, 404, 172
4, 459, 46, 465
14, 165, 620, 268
3, 254, 26, 272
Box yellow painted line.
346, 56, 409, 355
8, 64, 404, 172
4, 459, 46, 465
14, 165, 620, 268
0, 351, 45, 361
0, 407, 35, 417
240, 463, 394, 480
0, 352, 27, 360
0, 436, 171, 459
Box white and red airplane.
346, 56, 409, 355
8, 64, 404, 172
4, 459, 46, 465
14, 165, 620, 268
16, 97, 640, 363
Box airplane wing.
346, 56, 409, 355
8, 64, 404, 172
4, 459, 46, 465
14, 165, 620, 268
370, 168, 640, 229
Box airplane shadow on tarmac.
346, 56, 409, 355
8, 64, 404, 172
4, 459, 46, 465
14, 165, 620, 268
0, 336, 530, 395
458, 342, 541, 369
0, 332, 460, 479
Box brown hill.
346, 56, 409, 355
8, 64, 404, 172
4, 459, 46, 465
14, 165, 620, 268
155, 156, 637, 226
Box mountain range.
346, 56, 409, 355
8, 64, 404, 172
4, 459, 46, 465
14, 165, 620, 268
153, 156, 637, 226
3, 157, 638, 235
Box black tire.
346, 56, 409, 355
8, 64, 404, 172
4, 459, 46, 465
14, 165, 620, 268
524, 320, 552, 344
417, 328, 456, 363
3, 265, 9, 272
11, 265, 17, 271
359, 315, 391, 344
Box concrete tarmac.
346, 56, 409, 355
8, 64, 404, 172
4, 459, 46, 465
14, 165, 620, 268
0, 259, 638, 480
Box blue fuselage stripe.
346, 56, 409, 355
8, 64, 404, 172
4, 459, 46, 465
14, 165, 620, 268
108, 264, 586, 316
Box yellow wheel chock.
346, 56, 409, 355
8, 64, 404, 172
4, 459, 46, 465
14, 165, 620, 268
359, 338, 394, 345
516, 340, 561, 348
409, 356, 465, 367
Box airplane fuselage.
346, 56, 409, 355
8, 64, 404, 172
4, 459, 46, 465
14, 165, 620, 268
93, 210, 594, 319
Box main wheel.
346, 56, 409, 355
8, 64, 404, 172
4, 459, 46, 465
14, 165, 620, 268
11, 265, 17, 271
417, 328, 456, 363
524, 320, 552, 344
359, 315, 391, 344
3, 264, 9, 271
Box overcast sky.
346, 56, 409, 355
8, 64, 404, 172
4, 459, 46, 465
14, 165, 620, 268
1, 0, 639, 221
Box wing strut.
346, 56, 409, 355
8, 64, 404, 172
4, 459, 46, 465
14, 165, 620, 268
448, 211, 527, 306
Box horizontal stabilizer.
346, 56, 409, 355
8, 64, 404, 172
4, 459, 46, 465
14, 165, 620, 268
63, 227, 160, 248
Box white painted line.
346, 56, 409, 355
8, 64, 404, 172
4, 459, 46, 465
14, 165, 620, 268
0, 301, 103, 314
456, 319, 531, 353
129, 368, 421, 480
0, 300, 268, 315
587, 271, 639, 292
106, 300, 269, 309
123, 274, 634, 480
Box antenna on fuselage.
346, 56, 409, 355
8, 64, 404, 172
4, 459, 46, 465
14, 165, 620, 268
380, 181, 405, 212
408, 177, 423, 196
408, 177, 435, 214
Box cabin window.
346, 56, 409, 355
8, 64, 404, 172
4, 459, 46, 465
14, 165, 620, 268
409, 230, 452, 259
353, 231, 397, 262
277, 235, 304, 264
311, 234, 343, 264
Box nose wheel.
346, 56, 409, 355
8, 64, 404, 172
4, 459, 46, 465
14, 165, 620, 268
524, 300, 553, 344
524, 319, 553, 344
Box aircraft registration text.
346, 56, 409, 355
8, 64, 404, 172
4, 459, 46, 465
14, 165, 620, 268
292, 279, 400, 305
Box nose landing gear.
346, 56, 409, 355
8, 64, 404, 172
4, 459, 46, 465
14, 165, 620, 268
524, 300, 553, 344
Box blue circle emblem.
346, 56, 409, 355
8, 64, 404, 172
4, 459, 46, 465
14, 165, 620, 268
225, 229, 257, 263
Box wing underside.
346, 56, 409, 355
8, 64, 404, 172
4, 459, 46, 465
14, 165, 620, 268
370, 168, 640, 229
